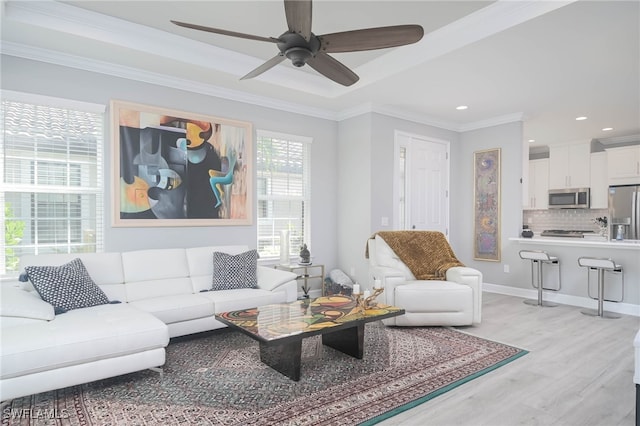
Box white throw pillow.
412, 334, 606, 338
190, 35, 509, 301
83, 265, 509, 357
0, 286, 55, 321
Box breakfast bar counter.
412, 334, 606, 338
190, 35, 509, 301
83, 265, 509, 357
508, 236, 640, 313
509, 236, 640, 250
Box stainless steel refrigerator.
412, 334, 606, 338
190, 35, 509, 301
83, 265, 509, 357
608, 184, 640, 240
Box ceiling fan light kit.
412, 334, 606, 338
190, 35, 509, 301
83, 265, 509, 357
171, 0, 423, 86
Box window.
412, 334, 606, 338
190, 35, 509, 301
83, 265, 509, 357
1, 93, 104, 275
256, 130, 311, 259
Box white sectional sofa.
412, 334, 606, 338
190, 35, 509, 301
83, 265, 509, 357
0, 245, 297, 401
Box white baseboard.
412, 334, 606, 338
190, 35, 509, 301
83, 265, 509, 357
483, 283, 640, 317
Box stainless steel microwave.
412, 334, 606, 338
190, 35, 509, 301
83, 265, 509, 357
548, 188, 590, 209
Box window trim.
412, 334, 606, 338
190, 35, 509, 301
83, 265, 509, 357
1, 91, 105, 276
256, 129, 312, 261
1, 90, 106, 114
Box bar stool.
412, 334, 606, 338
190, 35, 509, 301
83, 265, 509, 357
519, 250, 561, 307
577, 257, 624, 319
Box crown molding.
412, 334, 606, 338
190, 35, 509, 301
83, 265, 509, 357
371, 105, 459, 132
3, 0, 339, 97
2, 0, 565, 134
1, 41, 339, 121
598, 134, 640, 146
2, 42, 525, 132
336, 103, 523, 133
341, 0, 577, 95
335, 102, 458, 131
4, 0, 576, 99
458, 112, 525, 132
335, 103, 376, 122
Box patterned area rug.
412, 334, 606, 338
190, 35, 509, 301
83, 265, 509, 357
2, 323, 526, 426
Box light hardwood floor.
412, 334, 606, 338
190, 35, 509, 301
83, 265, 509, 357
378, 292, 638, 426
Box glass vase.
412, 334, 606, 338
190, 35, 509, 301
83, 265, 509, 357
279, 230, 290, 265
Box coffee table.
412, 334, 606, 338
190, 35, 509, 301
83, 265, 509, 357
215, 295, 404, 381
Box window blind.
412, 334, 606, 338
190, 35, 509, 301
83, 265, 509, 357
256, 130, 311, 259
1, 98, 104, 275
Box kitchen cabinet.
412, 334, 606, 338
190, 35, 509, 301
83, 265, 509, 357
525, 159, 549, 210
549, 142, 591, 189
606, 145, 640, 185
589, 152, 608, 209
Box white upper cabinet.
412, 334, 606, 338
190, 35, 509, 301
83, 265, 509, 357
525, 159, 549, 210
606, 145, 640, 185
548, 142, 591, 189
589, 152, 608, 209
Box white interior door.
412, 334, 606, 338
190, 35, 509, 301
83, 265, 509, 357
395, 132, 449, 236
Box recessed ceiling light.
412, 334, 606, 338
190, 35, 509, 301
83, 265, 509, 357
456, 105, 468, 110
575, 116, 587, 121
602, 127, 613, 131
528, 139, 535, 143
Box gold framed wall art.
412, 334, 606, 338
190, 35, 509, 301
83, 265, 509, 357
111, 100, 252, 227
473, 148, 501, 261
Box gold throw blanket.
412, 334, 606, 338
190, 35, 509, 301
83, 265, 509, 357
368, 231, 464, 280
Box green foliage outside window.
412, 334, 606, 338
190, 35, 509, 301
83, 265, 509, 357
5, 204, 25, 271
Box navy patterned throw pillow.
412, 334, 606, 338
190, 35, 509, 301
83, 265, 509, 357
24, 258, 109, 314
211, 250, 258, 291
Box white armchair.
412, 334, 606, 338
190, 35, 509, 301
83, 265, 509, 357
367, 234, 482, 326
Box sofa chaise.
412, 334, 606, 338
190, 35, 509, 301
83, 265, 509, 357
0, 245, 297, 401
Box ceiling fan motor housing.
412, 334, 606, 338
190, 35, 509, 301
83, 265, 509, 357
278, 32, 320, 67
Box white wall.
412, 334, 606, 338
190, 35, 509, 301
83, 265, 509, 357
336, 114, 372, 285
370, 112, 460, 238
336, 112, 460, 287
456, 121, 525, 285
2, 54, 533, 294
1, 55, 339, 271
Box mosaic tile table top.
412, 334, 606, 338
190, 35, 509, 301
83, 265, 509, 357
216, 295, 404, 344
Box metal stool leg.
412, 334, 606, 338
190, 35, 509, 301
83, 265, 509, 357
523, 259, 557, 307
581, 267, 620, 319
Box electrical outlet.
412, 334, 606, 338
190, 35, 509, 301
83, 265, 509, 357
350, 267, 356, 277
381, 216, 389, 226
527, 217, 533, 224
503, 264, 510, 273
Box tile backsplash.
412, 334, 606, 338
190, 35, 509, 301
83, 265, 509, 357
523, 208, 609, 234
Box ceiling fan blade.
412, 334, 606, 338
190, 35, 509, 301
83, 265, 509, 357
240, 54, 286, 80
307, 52, 359, 87
284, 0, 312, 41
171, 20, 280, 44
319, 25, 424, 53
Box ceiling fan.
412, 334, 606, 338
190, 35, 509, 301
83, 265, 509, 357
171, 0, 424, 86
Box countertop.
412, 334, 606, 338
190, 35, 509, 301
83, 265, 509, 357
509, 236, 640, 250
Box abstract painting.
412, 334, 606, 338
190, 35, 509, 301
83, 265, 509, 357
473, 148, 501, 261
111, 100, 252, 227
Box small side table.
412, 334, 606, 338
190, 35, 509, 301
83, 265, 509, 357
275, 264, 325, 297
